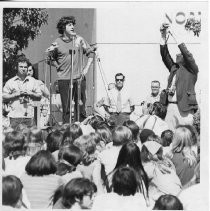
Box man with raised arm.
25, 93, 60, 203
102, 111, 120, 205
160, 23, 199, 131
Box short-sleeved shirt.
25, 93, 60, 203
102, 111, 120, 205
144, 93, 160, 105
104, 86, 134, 113
49, 35, 94, 80
3, 76, 42, 118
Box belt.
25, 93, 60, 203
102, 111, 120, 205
168, 101, 178, 104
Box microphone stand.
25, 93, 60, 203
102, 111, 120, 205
48, 55, 59, 127
69, 35, 76, 124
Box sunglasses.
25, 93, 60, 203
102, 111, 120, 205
116, 79, 124, 82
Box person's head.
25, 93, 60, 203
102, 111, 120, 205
89, 132, 106, 152
61, 124, 83, 147
182, 124, 198, 146
112, 126, 132, 146
16, 56, 29, 77
95, 124, 112, 145
3, 130, 27, 159
57, 145, 83, 175
112, 166, 138, 196
108, 83, 115, 90
140, 129, 155, 144
153, 194, 183, 210
141, 141, 163, 162
147, 134, 163, 146
27, 126, 43, 144
62, 178, 97, 209
27, 63, 35, 77
151, 80, 160, 96
123, 120, 140, 142
151, 102, 167, 119
172, 126, 197, 166
25, 150, 57, 176
161, 130, 174, 147
88, 115, 105, 130
73, 135, 96, 156
46, 130, 63, 153
57, 16, 76, 35
26, 127, 45, 156
2, 175, 23, 208
115, 73, 125, 90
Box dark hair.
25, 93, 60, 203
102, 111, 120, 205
25, 150, 57, 176
4, 131, 26, 159
114, 142, 149, 197
96, 125, 112, 145
27, 63, 36, 77
153, 194, 183, 210
112, 166, 138, 196
115, 73, 125, 80
152, 102, 167, 119
161, 130, 174, 147
57, 145, 82, 176
46, 130, 63, 153
57, 16, 76, 34
147, 134, 163, 146
112, 126, 132, 146
61, 124, 83, 147
16, 56, 29, 69
88, 115, 105, 130
140, 129, 155, 144
2, 175, 23, 207
123, 120, 140, 142
62, 178, 97, 209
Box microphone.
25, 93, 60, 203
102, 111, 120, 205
45, 42, 58, 53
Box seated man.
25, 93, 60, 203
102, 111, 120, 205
103, 73, 135, 126
3, 56, 41, 129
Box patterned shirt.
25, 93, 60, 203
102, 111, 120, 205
3, 76, 41, 118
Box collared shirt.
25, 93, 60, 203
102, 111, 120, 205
104, 86, 134, 113
3, 75, 41, 118
145, 92, 160, 105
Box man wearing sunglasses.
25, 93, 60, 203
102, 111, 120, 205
103, 73, 134, 126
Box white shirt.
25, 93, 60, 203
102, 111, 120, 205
98, 145, 122, 175
178, 184, 208, 211
92, 192, 149, 211
136, 114, 169, 137
104, 86, 134, 113
3, 76, 41, 118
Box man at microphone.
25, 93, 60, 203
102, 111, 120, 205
46, 16, 94, 123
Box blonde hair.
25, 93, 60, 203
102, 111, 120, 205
171, 126, 197, 166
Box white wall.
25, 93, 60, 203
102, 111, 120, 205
95, 2, 208, 106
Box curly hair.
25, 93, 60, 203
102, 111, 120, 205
57, 16, 76, 34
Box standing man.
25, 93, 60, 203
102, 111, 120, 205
159, 23, 199, 131
46, 16, 94, 123
103, 73, 135, 126
3, 57, 42, 129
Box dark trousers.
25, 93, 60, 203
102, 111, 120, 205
58, 79, 86, 123
109, 113, 130, 126
10, 117, 35, 129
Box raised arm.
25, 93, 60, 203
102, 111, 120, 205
178, 43, 199, 75
169, 29, 199, 75
159, 23, 176, 72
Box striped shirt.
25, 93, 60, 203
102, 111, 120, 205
20, 173, 64, 209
